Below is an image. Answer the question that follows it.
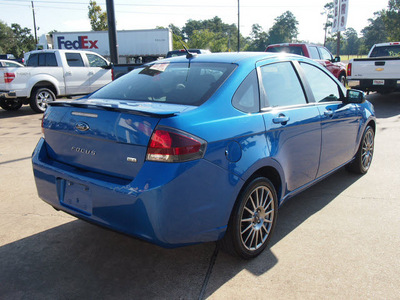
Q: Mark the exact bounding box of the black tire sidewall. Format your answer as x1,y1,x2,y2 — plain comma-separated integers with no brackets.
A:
0,99,23,111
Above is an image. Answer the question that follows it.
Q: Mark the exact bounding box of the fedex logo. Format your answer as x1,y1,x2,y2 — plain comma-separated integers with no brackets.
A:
57,36,98,50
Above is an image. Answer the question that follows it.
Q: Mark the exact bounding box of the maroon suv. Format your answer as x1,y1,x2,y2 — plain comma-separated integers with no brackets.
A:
265,43,347,86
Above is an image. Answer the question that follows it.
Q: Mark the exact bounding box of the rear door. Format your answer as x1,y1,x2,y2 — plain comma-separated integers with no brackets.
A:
299,62,362,177
84,53,112,93
259,61,322,192
64,52,90,95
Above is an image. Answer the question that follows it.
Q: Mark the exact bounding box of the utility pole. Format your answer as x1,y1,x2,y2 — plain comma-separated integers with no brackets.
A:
31,1,38,45
336,32,341,57
237,0,240,52
106,0,119,64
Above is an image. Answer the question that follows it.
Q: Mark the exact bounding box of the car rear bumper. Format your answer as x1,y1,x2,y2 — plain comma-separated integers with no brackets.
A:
347,79,400,92
32,138,240,247
0,90,17,98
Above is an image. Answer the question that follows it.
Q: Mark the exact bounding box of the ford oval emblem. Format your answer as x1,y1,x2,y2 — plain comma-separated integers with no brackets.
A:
75,122,90,132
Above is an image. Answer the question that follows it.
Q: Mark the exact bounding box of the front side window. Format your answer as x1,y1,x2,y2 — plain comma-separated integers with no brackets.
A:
319,47,333,61
308,46,320,59
260,61,307,108
66,53,84,67
90,62,236,106
86,54,108,67
300,62,341,102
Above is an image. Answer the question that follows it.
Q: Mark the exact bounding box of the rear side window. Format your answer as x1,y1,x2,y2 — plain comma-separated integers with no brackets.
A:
66,53,84,67
232,70,259,113
90,62,236,106
300,62,341,102
260,62,307,108
26,53,57,67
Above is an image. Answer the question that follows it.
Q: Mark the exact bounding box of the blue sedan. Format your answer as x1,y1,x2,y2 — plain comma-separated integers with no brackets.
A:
32,52,375,259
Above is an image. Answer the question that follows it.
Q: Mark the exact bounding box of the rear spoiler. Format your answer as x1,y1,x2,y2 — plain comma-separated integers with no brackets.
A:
48,101,179,118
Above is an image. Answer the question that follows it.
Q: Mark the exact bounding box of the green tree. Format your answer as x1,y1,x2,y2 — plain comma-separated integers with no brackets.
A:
247,24,269,51
321,2,334,45
382,0,400,41
88,0,108,31
343,28,360,55
361,12,387,51
0,21,35,57
267,11,299,44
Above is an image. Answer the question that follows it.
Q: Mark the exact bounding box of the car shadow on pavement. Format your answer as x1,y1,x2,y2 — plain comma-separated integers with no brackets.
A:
366,92,400,119
0,169,363,299
0,218,215,299
0,106,39,119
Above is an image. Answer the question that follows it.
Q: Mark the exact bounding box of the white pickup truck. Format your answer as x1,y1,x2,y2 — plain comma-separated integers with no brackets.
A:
0,49,112,112
347,42,400,94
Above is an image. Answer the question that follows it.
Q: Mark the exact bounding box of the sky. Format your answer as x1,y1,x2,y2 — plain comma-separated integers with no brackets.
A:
0,0,391,44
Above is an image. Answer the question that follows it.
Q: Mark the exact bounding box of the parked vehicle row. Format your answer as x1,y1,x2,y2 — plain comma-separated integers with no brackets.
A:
32,52,375,259
0,49,112,112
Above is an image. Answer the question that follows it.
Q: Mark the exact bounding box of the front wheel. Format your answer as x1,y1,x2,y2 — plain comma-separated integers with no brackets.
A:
346,125,375,174
30,87,56,113
220,177,278,259
0,98,23,111
338,74,347,87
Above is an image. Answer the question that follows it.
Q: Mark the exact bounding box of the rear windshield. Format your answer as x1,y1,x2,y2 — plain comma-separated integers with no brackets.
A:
90,62,236,106
370,45,400,57
266,46,305,56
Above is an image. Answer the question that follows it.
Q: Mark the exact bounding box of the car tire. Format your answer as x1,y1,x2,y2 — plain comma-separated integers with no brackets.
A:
0,98,23,111
338,74,347,87
220,177,278,259
346,125,374,174
30,87,55,113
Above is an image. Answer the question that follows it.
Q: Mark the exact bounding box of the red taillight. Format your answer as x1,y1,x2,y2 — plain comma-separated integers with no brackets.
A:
146,128,207,162
4,72,15,83
111,68,115,81
347,63,352,77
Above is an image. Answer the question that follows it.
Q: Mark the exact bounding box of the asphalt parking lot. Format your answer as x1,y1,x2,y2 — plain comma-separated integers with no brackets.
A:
0,93,399,299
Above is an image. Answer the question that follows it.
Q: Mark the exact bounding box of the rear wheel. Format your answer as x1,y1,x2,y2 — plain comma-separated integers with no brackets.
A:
0,98,23,111
30,87,56,113
346,125,374,174
221,177,278,259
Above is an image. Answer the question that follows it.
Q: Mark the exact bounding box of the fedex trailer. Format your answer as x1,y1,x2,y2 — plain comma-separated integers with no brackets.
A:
51,29,172,63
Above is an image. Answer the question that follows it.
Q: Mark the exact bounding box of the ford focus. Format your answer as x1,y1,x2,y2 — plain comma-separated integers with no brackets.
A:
32,52,375,259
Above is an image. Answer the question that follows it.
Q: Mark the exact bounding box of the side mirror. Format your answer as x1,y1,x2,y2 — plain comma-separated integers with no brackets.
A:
333,56,341,62
345,89,365,104
101,63,113,69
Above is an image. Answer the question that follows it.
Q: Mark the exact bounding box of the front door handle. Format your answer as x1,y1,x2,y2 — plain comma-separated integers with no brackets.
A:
273,114,290,124
324,109,334,117
65,71,72,76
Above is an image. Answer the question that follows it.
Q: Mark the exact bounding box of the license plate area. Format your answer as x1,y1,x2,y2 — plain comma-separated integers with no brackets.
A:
373,80,385,85
61,180,92,215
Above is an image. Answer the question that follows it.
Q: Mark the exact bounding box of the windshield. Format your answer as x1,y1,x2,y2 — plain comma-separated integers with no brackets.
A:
370,45,400,58
90,62,236,106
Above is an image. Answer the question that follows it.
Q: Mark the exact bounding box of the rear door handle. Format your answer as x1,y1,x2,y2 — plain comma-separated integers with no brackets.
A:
88,71,94,75
273,114,290,124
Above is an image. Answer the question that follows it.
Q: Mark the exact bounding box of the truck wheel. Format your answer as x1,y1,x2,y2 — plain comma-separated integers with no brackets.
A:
30,87,55,113
338,74,347,87
0,98,23,111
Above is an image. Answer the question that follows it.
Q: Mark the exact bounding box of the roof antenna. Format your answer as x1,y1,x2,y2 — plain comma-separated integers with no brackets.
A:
171,29,197,59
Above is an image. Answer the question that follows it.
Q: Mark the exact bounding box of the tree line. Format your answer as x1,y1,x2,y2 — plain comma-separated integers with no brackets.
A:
1,0,399,58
